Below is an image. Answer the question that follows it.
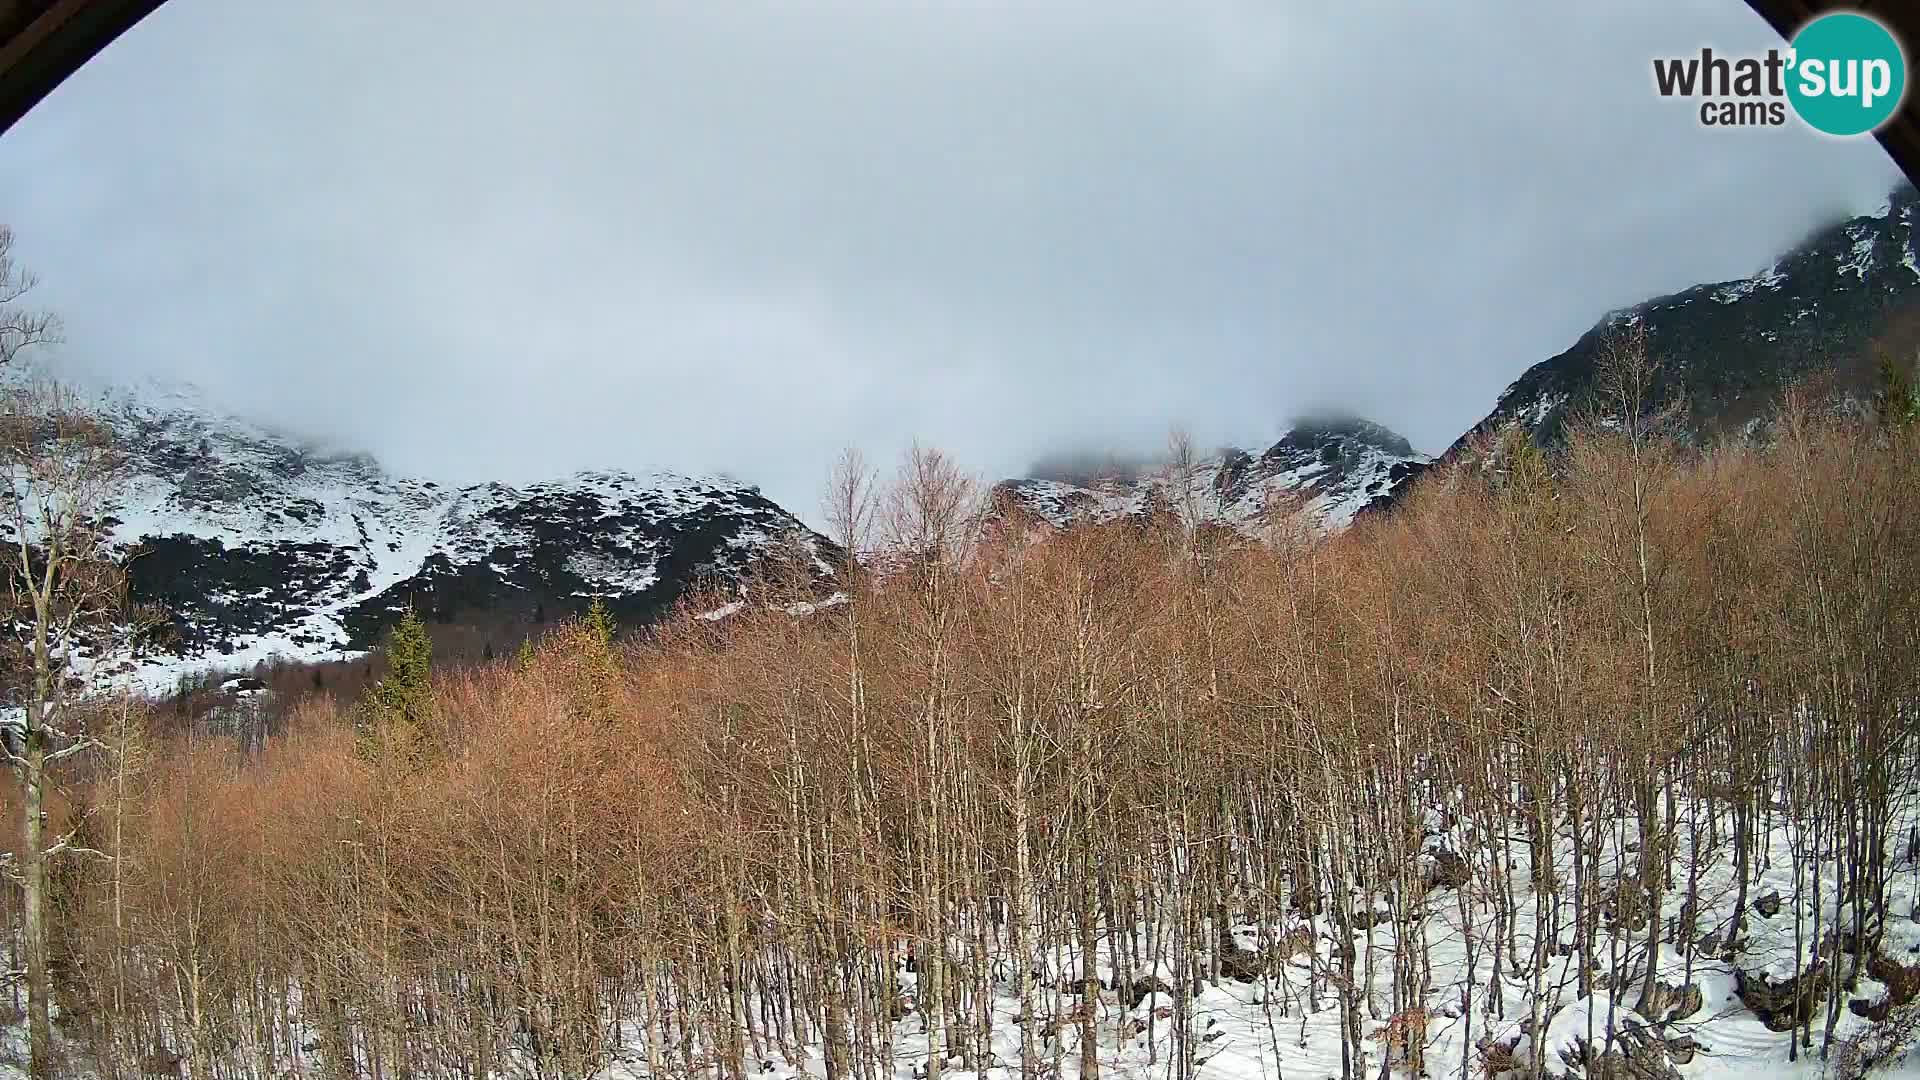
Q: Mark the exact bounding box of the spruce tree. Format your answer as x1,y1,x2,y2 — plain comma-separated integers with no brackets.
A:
576,597,619,725
1499,426,1552,495
585,596,615,647
1875,348,1918,431
356,607,435,764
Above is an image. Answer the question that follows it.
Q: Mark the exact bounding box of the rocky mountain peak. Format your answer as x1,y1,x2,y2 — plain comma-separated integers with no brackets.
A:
1268,414,1417,461
1355,182,1920,517
995,415,1426,536
1467,181,1920,455
43,374,837,691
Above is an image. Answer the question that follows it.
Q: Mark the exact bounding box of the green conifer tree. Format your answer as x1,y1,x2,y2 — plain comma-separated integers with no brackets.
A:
585,596,614,647
356,607,434,764
576,597,619,725
1500,426,1552,496
1875,348,1918,431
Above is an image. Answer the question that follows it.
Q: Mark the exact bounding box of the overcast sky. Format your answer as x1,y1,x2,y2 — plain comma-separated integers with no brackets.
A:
0,0,1906,524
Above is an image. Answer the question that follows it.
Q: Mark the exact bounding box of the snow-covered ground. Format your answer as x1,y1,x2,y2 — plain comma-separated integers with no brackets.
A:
587,793,1920,1080
0,784,1887,1080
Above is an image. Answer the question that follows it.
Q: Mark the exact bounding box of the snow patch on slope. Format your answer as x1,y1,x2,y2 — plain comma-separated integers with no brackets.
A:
997,420,1425,538
50,373,829,693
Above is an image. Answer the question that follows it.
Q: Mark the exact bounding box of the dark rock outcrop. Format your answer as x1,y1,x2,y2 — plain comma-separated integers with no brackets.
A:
1365,182,1920,516
71,377,836,682
995,414,1425,537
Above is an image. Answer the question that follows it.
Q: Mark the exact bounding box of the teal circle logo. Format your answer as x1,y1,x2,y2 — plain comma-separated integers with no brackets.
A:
1787,13,1906,136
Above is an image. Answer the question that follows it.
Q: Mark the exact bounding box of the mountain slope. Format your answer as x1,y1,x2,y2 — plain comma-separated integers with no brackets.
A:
1473,184,1919,451
86,378,832,686
994,416,1425,536
76,185,1920,681
1364,182,1920,514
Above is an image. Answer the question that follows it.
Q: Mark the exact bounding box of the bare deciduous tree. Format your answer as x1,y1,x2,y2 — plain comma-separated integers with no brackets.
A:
0,379,127,1080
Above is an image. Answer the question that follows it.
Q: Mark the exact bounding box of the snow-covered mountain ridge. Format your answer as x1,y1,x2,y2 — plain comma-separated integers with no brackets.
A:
1362,182,1920,512
1465,183,1920,454
993,416,1427,537
51,183,1920,682
78,376,833,687
999,185,1920,535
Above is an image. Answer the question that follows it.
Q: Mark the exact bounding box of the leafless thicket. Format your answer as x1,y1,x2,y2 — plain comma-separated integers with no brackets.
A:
2,372,1918,1080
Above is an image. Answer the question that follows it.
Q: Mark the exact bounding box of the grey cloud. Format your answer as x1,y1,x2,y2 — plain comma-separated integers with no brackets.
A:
0,0,1904,526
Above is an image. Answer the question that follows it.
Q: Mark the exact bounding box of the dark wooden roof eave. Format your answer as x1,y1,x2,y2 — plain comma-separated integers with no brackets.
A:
1742,0,1920,186
0,2,1913,186
0,0,165,136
